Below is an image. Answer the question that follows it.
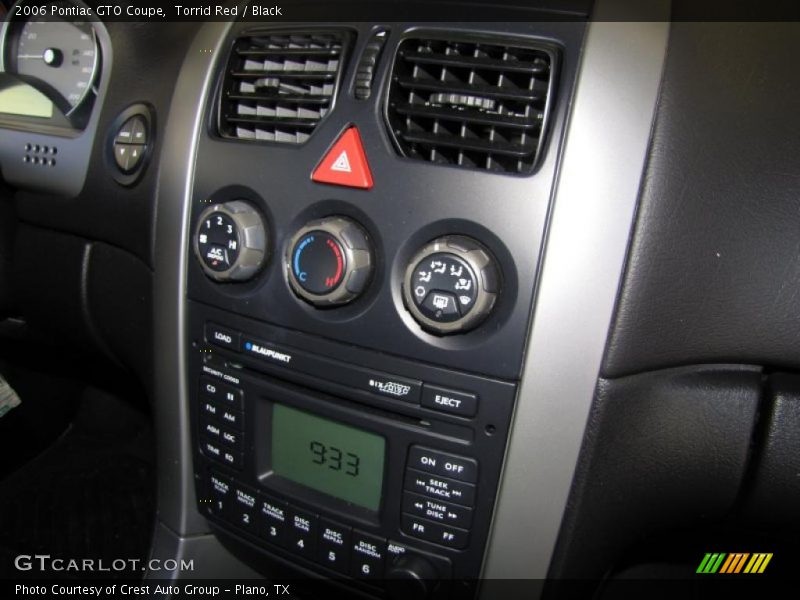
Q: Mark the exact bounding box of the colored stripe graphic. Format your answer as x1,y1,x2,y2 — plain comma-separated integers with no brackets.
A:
697,553,727,573
720,553,749,573
698,552,773,574
743,553,773,574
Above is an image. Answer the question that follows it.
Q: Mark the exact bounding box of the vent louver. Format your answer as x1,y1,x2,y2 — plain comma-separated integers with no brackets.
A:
386,37,555,174
219,31,349,144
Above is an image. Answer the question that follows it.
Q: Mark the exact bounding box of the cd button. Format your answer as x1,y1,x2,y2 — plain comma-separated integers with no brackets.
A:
199,377,243,410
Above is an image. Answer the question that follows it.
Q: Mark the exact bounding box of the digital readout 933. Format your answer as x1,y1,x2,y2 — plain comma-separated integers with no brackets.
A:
271,404,385,512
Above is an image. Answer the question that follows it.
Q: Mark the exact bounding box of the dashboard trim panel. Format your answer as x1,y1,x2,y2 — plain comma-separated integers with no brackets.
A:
480,2,671,587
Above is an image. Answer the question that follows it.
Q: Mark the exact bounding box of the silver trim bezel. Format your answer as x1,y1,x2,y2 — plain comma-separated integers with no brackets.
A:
480,1,671,588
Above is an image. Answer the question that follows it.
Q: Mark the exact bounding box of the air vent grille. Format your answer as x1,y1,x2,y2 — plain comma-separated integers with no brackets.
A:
387,37,555,174
219,31,349,144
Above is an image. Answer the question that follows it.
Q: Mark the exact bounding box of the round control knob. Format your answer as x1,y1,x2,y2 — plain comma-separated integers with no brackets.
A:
385,554,439,600
194,200,267,282
403,235,500,334
286,216,373,306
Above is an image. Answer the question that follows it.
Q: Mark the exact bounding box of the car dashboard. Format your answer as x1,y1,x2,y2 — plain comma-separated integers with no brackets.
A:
0,1,798,599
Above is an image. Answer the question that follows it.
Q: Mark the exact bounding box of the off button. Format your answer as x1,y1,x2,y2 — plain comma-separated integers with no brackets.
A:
407,446,478,484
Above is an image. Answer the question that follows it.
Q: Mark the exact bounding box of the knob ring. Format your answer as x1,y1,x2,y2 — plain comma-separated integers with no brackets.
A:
402,236,500,335
285,217,373,306
194,200,268,282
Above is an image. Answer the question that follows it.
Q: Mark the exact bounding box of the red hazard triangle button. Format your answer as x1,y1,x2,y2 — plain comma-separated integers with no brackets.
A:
312,127,373,189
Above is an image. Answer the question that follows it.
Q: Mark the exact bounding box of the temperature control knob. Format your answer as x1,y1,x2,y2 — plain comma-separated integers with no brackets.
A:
286,217,373,306
194,200,267,282
403,236,500,334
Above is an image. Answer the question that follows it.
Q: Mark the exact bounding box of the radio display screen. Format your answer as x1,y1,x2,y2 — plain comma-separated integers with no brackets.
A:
271,404,385,512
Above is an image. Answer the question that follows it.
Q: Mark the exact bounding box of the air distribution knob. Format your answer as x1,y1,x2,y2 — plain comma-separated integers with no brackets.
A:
194,200,268,282
286,216,374,306
403,235,500,334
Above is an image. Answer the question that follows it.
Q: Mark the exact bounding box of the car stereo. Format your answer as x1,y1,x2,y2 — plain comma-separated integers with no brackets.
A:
190,306,517,599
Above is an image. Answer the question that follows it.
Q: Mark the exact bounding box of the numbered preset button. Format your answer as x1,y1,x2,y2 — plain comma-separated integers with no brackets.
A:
317,518,352,575
286,507,318,559
226,483,258,534
258,494,288,547
351,531,386,580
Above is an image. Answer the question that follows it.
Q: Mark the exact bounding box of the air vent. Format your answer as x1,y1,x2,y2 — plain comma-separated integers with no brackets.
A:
386,37,555,174
219,31,349,144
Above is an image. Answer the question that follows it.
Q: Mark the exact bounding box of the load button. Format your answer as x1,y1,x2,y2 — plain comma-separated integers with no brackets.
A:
407,446,478,484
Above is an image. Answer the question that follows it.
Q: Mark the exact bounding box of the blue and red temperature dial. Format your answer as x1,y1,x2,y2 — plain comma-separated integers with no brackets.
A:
291,231,347,295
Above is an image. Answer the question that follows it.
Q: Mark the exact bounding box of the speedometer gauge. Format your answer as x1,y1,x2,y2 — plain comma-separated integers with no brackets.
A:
6,4,98,114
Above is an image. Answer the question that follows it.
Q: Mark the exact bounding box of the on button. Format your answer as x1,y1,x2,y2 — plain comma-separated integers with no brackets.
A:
407,446,478,484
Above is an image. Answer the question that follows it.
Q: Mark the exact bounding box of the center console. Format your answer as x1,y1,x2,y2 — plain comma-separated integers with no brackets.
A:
179,12,586,600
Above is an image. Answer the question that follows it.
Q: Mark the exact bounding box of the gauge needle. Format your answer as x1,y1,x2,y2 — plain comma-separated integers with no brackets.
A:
18,49,63,67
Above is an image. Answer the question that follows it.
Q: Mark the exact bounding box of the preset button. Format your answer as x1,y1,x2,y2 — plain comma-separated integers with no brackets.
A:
258,495,288,547
317,518,352,575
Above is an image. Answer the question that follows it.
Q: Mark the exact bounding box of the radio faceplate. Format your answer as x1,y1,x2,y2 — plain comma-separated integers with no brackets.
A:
189,302,517,597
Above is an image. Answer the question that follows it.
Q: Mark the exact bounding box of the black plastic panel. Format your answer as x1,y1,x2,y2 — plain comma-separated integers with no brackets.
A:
602,23,800,379
86,242,153,386
187,21,584,380
11,224,95,350
741,373,800,533
549,365,762,580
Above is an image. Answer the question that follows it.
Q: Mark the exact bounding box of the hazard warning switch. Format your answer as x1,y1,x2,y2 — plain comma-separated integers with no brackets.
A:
312,127,373,189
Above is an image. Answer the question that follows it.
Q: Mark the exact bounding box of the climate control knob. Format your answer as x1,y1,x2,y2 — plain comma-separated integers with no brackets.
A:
286,217,373,306
194,200,267,282
403,236,500,334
